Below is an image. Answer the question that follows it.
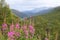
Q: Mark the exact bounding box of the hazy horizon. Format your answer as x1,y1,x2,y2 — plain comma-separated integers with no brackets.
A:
6,0,60,11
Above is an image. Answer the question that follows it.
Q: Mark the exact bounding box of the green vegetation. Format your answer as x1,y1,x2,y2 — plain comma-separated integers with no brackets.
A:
0,0,60,40
33,7,60,40
0,0,18,26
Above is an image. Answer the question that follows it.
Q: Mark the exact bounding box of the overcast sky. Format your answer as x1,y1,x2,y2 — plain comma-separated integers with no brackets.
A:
6,0,60,11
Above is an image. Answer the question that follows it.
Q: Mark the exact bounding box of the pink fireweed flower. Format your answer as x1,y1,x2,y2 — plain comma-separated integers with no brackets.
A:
8,31,15,38
22,25,27,30
29,25,35,37
2,23,7,31
15,23,20,29
29,25,33,30
22,25,28,38
8,31,16,40
24,30,28,36
24,30,28,39
15,32,20,38
10,23,14,31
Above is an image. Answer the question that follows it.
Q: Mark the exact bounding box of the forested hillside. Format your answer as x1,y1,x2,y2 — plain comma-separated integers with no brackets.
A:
32,7,60,40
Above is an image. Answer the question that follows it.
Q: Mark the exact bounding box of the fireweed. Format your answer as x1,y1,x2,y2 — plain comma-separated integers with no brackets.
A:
15,23,20,29
2,23,7,31
10,22,14,32
1,22,35,40
29,25,35,38
8,31,16,40
15,23,20,32
2,22,8,35
22,25,29,39
22,25,27,30
24,30,28,39
15,32,20,38
15,23,20,38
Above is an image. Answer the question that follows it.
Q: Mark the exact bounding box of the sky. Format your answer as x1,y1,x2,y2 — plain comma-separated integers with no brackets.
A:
6,0,60,11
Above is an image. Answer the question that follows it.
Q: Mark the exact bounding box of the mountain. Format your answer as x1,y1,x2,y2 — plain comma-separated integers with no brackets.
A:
11,9,28,18
11,7,54,18
23,7,53,16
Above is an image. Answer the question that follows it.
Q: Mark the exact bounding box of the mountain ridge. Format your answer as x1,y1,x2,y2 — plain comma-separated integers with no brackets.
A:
11,7,58,18
11,9,28,18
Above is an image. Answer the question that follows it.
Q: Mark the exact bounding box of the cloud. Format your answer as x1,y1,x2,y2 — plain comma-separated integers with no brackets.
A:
6,0,60,11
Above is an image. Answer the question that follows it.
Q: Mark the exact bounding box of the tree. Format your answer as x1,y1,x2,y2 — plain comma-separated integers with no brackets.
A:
0,0,11,25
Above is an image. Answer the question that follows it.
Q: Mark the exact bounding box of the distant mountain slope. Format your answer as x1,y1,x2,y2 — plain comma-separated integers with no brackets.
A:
11,9,28,18
33,6,60,23
11,7,53,18
23,7,53,16
11,7,59,18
